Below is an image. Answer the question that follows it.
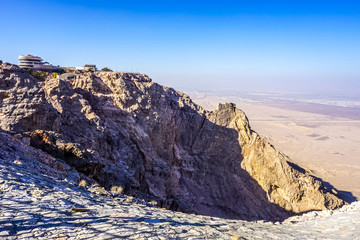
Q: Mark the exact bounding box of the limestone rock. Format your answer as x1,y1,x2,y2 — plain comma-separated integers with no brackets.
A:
0,63,344,221
208,103,344,213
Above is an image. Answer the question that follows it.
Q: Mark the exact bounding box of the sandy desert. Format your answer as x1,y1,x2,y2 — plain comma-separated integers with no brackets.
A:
188,91,360,202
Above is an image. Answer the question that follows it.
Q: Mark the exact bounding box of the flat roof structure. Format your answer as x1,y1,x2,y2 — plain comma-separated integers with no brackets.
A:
84,64,97,72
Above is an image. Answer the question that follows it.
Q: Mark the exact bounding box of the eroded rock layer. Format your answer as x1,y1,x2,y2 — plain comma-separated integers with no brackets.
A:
0,63,344,220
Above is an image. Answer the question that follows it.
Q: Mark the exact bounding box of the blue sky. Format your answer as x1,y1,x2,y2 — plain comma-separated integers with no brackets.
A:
1,0,360,94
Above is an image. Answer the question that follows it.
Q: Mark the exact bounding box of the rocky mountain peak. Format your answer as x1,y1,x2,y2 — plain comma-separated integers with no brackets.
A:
0,63,344,221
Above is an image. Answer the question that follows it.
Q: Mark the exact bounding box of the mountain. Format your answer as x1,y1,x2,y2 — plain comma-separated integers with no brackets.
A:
0,62,344,221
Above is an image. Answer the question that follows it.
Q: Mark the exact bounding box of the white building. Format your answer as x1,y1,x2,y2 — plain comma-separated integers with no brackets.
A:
18,55,58,70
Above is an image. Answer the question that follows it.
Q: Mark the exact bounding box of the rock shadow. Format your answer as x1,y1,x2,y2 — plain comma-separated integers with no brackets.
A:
287,161,357,203
311,175,357,203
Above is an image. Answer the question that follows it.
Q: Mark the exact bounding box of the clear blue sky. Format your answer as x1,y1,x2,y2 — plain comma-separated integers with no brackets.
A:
1,0,360,94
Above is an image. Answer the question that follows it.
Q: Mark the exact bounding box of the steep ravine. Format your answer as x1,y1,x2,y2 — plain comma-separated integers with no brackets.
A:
0,62,344,221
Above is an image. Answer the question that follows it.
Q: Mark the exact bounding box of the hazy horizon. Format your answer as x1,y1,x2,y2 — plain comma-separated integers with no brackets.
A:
1,0,359,95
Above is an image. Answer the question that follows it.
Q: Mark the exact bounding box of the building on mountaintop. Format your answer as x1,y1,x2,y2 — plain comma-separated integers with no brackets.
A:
18,55,58,70
84,64,97,72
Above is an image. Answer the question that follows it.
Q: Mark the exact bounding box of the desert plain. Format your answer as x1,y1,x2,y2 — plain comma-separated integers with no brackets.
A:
188,91,360,202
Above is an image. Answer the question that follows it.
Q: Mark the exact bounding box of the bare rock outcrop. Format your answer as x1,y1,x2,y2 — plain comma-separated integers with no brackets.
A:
0,63,344,220
207,103,344,213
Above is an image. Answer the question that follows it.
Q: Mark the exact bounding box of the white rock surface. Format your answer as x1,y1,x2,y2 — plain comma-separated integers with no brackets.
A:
1,158,359,240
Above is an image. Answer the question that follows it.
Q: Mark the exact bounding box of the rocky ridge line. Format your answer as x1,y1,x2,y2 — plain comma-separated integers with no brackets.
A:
0,62,344,220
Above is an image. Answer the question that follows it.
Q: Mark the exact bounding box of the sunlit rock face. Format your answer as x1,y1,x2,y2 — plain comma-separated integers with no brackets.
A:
0,62,344,221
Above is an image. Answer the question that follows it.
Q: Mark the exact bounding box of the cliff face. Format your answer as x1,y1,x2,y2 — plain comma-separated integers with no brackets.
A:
0,63,344,220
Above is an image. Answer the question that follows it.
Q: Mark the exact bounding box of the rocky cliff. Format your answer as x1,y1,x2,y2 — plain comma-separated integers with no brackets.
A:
0,62,344,220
